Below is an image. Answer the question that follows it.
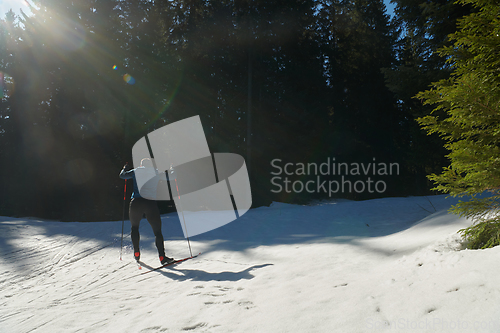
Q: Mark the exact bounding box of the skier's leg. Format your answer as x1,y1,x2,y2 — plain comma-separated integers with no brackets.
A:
145,200,165,257
129,198,143,257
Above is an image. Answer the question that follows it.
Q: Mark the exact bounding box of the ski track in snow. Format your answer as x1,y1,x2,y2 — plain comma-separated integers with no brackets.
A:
2,195,500,332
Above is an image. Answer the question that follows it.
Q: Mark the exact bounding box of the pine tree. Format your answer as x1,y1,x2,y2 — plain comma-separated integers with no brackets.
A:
383,0,474,195
416,0,500,248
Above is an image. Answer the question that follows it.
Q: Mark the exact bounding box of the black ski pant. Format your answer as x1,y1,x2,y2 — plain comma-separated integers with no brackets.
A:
129,197,165,257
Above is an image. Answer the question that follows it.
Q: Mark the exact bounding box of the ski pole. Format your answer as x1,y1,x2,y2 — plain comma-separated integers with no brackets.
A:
174,176,193,258
120,179,127,260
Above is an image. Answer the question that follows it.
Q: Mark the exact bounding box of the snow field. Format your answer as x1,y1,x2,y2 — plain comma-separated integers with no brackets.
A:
1,195,500,332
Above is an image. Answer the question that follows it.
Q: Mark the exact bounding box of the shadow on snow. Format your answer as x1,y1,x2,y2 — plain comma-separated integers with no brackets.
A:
0,195,463,275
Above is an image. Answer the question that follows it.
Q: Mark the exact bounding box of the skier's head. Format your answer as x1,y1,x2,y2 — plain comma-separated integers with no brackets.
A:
140,158,154,168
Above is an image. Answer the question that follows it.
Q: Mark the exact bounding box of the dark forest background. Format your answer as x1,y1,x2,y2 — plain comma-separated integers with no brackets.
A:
0,0,474,221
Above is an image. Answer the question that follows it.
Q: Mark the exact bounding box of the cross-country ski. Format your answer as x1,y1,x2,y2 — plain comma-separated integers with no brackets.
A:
139,253,201,274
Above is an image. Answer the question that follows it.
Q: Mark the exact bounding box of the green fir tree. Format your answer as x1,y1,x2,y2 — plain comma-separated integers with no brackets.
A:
417,0,500,248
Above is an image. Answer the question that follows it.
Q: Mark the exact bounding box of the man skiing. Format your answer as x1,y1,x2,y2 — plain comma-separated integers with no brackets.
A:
119,158,175,265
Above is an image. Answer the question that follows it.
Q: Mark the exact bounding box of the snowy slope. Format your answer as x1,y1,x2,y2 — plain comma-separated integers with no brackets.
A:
1,195,500,333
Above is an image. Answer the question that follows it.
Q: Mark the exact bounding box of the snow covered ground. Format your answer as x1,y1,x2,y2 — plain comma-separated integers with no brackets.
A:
2,194,500,333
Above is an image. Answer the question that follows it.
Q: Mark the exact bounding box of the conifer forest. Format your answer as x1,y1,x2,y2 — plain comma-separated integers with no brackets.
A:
1,0,497,223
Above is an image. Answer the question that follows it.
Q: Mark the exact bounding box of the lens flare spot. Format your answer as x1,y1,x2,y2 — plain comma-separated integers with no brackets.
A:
123,74,135,85
112,65,118,70
0,72,15,99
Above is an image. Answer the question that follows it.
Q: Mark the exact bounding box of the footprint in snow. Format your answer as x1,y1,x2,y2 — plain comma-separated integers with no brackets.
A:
182,322,207,331
238,300,255,309
139,326,168,332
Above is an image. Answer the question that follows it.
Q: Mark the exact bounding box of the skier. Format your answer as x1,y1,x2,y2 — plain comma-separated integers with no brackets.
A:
119,158,175,265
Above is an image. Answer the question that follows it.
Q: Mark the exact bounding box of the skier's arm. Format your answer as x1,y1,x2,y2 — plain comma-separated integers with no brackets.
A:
119,164,135,180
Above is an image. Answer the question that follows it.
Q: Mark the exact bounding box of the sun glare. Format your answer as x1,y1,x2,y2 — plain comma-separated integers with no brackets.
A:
0,0,35,18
